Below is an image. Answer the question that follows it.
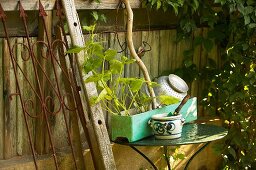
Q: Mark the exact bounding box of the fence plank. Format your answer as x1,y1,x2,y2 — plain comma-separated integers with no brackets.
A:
168,30,177,72
0,0,141,11
0,38,3,159
176,37,191,71
158,30,171,75
3,38,17,159
128,31,141,78
20,37,36,155
16,38,23,156
142,31,160,79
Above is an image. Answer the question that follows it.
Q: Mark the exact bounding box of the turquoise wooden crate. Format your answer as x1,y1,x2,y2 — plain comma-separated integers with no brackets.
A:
111,97,197,142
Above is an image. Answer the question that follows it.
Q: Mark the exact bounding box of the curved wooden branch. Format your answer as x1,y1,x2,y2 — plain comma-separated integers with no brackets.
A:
122,0,157,109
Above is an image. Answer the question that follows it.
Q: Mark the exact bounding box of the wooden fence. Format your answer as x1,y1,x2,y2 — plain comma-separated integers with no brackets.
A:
0,27,220,161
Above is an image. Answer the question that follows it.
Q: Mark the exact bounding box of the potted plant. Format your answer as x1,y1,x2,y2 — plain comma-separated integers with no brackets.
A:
67,25,197,142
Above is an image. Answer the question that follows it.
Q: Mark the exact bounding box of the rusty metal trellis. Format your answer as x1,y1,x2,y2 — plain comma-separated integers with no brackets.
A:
0,0,92,169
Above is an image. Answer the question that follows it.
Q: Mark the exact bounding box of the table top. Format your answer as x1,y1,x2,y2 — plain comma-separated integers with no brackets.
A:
114,123,228,146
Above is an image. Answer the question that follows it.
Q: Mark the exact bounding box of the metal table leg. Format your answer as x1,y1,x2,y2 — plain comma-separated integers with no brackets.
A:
130,146,158,170
184,142,210,170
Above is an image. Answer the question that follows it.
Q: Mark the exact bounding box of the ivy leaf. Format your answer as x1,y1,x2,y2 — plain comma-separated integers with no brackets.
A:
244,6,254,15
184,59,193,68
228,146,237,159
194,36,203,47
203,39,213,52
208,30,225,41
248,23,256,28
192,0,199,12
244,15,250,25
157,1,161,10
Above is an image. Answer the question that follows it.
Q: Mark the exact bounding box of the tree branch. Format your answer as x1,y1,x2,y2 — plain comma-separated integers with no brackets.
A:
122,0,157,109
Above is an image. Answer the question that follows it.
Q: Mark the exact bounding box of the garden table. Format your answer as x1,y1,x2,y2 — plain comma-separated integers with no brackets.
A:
114,123,228,170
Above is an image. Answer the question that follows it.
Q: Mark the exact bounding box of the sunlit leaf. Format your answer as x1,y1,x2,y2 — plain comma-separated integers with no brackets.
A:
158,95,180,105
105,49,117,61
66,46,85,53
130,78,144,92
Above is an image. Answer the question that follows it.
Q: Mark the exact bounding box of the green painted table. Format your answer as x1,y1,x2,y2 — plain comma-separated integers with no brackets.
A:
114,123,228,170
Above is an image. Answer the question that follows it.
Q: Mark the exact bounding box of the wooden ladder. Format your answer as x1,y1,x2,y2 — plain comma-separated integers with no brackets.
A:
61,0,116,169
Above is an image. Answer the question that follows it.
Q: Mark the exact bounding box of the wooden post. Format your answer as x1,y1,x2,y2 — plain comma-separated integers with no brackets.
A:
61,0,116,169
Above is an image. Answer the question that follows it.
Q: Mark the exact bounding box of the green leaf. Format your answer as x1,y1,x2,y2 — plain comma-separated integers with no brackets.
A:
85,73,110,83
91,11,99,21
158,95,180,105
175,153,185,160
244,6,254,15
157,1,161,10
121,56,136,64
228,146,237,159
95,88,108,103
203,39,213,52
183,49,194,58
66,45,85,53
110,59,123,74
194,36,203,47
184,59,193,68
244,15,250,25
83,25,95,31
83,57,102,73
100,14,107,23
248,23,256,28
105,49,117,61
130,78,144,92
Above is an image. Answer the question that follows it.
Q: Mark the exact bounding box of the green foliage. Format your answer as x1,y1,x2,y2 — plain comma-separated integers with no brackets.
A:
149,0,256,169
143,0,184,14
67,26,155,115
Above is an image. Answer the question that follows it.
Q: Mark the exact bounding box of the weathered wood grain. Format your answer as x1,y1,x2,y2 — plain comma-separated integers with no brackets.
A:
61,0,116,169
3,38,17,159
16,38,23,156
21,37,36,155
128,31,141,78
158,30,171,75
0,0,141,11
0,38,3,159
142,31,159,79
168,30,177,72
